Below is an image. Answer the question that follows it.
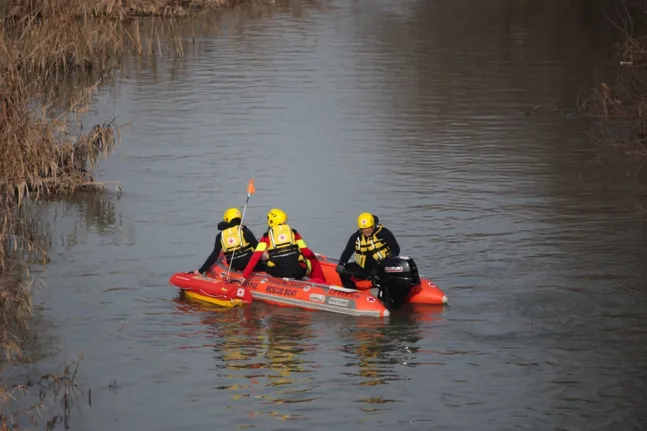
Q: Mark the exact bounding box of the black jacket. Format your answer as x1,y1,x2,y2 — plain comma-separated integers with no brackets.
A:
198,218,258,274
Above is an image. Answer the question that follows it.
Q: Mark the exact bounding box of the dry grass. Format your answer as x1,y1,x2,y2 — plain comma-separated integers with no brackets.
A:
0,0,244,275
1,0,237,21
576,1,647,212
0,202,49,364
0,354,84,430
1,0,248,209
579,0,647,158
0,0,247,336
0,0,255,426
0,0,248,359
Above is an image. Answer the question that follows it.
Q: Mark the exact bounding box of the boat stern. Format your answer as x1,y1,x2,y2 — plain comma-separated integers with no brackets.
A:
407,279,448,305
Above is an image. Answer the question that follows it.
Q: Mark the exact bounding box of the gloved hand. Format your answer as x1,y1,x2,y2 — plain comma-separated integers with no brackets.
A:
336,264,346,274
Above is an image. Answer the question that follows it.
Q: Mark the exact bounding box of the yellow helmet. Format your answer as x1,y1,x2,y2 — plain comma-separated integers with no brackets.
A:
223,207,242,223
267,208,287,227
357,212,374,229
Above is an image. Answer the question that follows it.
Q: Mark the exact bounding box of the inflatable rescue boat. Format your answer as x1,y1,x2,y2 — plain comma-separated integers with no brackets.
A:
169,254,447,317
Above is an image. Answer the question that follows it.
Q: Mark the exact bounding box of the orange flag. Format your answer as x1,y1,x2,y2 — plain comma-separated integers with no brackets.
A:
247,178,255,195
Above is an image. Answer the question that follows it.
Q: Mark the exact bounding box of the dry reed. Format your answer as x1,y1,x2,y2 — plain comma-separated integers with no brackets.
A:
0,0,244,331
0,354,85,430
576,0,647,212
579,0,647,158
0,0,255,426
1,0,246,207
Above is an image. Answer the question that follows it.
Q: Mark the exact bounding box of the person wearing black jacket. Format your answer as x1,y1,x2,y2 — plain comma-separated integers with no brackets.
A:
335,212,400,290
193,207,260,276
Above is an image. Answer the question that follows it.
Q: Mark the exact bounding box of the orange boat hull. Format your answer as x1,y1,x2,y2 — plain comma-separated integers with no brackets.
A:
170,260,390,317
169,254,447,315
169,272,252,307
313,253,448,306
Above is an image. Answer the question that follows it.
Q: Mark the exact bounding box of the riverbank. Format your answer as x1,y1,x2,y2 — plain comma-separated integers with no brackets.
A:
0,0,260,427
1,0,249,205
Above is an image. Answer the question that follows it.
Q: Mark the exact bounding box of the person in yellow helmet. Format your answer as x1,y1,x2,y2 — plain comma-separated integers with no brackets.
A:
240,208,325,282
193,207,260,275
335,212,400,290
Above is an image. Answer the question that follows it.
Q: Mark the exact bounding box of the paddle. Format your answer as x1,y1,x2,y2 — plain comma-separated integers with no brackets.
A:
224,177,256,283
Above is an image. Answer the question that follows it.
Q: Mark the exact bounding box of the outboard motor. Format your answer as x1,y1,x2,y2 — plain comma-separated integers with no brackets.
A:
372,256,420,310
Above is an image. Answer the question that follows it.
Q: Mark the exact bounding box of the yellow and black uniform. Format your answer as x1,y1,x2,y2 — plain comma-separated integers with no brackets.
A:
266,224,311,274
337,214,400,290
243,224,310,279
241,208,325,281
198,219,259,274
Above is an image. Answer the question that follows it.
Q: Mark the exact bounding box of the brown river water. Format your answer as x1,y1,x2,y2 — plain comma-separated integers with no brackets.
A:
14,0,647,429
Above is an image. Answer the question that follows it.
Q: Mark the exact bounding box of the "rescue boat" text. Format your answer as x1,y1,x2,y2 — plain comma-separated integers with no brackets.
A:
266,286,298,297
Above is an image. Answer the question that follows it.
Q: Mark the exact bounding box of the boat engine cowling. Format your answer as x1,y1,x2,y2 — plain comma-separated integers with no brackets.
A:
373,256,420,310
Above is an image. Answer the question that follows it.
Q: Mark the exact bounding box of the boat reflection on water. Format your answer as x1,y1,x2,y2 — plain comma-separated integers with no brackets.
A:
170,293,446,420
171,295,320,421
337,304,445,383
